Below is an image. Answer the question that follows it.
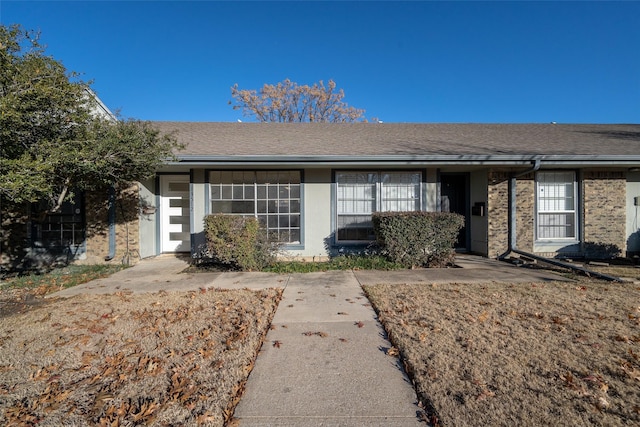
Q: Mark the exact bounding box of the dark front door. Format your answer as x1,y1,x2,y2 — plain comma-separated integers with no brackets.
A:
440,174,469,250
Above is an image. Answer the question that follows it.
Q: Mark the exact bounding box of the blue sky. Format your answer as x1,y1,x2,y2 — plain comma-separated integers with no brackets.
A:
2,1,639,123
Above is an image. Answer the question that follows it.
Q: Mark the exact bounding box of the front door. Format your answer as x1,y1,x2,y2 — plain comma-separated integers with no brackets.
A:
440,173,469,250
160,175,190,252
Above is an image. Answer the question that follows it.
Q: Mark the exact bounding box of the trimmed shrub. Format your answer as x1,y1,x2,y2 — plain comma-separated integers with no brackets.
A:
372,211,464,268
583,242,622,260
204,214,276,270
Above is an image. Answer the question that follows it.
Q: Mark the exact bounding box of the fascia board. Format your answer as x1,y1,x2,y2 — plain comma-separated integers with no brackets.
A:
167,154,640,167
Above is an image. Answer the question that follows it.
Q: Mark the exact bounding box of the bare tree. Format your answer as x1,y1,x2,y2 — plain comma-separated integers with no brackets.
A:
230,79,367,122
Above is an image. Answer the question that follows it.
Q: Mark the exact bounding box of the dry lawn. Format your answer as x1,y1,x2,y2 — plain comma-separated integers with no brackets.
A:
0,287,282,426
365,280,640,427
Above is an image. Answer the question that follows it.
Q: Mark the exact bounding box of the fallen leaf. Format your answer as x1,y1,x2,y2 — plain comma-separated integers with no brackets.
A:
386,347,399,357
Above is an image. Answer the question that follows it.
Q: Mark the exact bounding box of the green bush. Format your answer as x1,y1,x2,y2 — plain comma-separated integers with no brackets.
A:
372,211,464,268
204,214,276,271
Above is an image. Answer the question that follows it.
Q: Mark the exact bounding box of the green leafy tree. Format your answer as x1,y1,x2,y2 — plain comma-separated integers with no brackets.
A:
0,24,181,214
230,78,369,122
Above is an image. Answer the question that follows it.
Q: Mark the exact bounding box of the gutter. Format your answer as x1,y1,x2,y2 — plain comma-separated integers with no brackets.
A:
498,160,624,282
104,186,116,261
171,153,640,164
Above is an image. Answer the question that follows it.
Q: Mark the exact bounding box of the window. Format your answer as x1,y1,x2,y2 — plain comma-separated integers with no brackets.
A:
536,171,577,240
30,193,86,257
336,171,422,242
210,171,301,244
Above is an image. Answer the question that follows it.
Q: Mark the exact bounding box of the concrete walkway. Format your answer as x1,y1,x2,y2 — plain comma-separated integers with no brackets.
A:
232,270,422,426
50,255,568,425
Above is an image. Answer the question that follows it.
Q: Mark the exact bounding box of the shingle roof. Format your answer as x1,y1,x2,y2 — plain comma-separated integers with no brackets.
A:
151,122,640,160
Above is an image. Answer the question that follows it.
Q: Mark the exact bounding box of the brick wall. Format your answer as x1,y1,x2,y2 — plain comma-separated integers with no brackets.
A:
487,171,535,257
487,171,509,258
582,171,626,256
488,169,627,259
84,184,140,265
515,176,535,252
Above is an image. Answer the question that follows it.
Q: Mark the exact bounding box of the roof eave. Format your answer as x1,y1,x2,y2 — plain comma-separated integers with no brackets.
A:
168,154,640,168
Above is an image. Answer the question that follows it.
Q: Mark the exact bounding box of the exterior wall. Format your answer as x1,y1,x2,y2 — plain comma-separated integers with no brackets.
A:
487,171,509,258
191,170,207,257
185,165,634,261
487,168,629,260
486,170,535,257
627,171,640,256
84,184,140,265
515,175,535,252
284,168,333,260
138,178,157,259
582,170,626,257
425,169,438,212
275,167,444,260
195,167,441,261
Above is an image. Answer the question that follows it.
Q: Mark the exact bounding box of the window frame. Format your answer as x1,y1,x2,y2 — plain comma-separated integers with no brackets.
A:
333,169,424,244
535,170,579,242
207,170,303,248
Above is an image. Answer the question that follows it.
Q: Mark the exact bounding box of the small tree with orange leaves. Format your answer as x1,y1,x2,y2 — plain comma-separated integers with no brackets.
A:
230,78,368,122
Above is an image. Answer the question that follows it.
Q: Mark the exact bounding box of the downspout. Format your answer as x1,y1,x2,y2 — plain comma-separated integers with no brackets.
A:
104,186,116,261
499,159,623,282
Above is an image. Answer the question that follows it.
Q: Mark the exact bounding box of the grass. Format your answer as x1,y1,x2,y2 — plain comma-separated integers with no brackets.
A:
0,287,282,426
1,264,127,292
586,265,640,281
365,279,640,427
264,255,405,273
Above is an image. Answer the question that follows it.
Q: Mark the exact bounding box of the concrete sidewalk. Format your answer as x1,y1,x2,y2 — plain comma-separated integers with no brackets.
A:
232,270,423,426
51,256,289,297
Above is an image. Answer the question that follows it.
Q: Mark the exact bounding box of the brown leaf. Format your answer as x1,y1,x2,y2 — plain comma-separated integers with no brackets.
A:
355,321,364,328
273,340,282,348
302,331,328,338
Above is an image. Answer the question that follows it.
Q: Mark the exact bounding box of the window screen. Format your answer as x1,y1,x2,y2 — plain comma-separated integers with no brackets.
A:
536,171,577,240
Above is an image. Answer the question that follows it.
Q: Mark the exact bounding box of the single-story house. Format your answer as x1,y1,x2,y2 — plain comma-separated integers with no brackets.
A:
11,122,640,267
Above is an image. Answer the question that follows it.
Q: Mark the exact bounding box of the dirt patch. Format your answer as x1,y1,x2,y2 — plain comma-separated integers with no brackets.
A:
0,287,282,426
0,286,59,318
365,280,640,427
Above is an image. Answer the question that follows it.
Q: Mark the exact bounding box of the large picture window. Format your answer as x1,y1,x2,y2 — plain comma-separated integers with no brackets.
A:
210,171,301,244
536,171,577,240
336,171,422,242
